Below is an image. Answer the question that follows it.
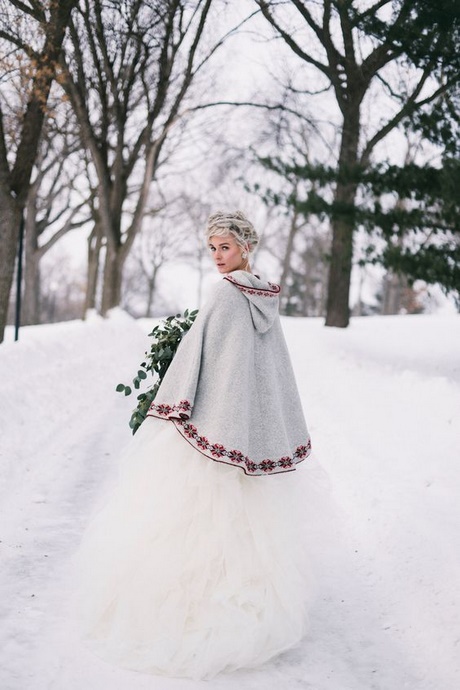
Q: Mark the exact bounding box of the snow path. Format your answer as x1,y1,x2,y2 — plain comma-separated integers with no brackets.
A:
1,311,459,690
283,316,460,690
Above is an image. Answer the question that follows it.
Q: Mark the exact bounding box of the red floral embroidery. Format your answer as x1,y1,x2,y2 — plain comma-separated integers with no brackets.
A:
260,459,277,473
293,442,311,459
175,420,310,476
183,423,197,438
155,403,172,416
149,399,192,419
148,402,311,475
278,456,293,468
224,275,281,297
210,443,226,457
196,435,209,450
227,449,245,463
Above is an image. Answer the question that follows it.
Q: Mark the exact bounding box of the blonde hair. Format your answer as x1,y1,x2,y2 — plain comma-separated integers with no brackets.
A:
206,210,259,252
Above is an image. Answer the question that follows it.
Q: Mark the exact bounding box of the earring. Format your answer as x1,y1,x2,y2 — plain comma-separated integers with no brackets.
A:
242,252,247,259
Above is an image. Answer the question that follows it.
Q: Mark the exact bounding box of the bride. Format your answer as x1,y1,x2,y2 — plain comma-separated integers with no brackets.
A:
74,210,324,680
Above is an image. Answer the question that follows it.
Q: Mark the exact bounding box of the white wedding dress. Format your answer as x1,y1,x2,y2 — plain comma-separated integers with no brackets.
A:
73,415,328,680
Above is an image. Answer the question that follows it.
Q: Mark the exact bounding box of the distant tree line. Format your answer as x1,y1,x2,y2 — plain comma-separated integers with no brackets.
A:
0,0,459,342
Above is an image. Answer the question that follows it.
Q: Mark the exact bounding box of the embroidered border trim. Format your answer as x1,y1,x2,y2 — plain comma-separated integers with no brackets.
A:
147,401,311,476
149,399,191,420
224,274,281,297
176,420,311,475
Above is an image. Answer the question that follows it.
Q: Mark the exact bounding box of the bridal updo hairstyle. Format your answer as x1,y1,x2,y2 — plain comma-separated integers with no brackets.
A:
206,210,260,253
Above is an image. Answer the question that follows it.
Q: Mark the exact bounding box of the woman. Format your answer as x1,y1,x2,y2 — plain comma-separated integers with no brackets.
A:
75,210,320,680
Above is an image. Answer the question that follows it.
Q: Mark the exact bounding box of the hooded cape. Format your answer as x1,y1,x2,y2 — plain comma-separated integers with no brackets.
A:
147,270,311,476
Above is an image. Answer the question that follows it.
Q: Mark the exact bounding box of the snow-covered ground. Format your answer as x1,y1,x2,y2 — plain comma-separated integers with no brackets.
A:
1,310,459,690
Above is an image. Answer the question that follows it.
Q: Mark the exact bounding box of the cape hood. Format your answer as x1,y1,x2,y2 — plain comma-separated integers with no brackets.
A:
147,270,311,476
223,271,280,333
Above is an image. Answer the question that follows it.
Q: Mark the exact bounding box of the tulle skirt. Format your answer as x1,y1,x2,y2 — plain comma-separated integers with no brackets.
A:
73,416,329,680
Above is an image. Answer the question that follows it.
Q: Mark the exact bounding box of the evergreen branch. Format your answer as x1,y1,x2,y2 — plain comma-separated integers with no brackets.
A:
116,309,199,434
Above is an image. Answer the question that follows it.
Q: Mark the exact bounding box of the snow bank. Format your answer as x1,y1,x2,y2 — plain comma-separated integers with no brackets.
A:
0,311,459,690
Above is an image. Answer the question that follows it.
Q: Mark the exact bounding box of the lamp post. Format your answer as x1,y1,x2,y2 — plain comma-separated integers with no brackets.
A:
14,216,25,342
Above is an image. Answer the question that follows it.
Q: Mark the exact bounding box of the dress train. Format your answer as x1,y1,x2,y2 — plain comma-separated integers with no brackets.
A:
73,416,329,679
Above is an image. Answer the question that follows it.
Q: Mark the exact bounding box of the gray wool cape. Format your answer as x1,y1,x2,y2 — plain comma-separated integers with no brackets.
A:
147,270,312,476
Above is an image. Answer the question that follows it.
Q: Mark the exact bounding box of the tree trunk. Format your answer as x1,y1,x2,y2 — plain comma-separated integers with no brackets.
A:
324,200,355,327
22,207,41,325
325,108,360,328
101,245,124,316
22,254,41,325
279,210,299,299
84,223,103,314
145,265,159,317
382,271,406,315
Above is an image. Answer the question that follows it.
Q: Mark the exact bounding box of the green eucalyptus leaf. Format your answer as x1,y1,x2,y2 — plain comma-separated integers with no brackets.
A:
117,308,199,435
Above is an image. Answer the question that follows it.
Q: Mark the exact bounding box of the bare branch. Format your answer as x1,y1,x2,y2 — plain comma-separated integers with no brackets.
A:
375,71,404,101
122,131,170,261
255,1,331,80
289,0,326,45
360,0,412,84
192,9,260,74
360,69,452,164
10,0,77,200
6,0,45,22
351,0,393,27
283,81,332,97
0,29,40,59
336,0,356,67
38,207,90,257
186,98,318,121
169,0,214,112
92,0,118,114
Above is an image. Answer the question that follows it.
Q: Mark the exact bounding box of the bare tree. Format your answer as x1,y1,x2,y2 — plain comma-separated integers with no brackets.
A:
122,207,185,317
22,104,90,324
39,249,85,322
0,0,77,342
262,207,329,316
59,0,235,316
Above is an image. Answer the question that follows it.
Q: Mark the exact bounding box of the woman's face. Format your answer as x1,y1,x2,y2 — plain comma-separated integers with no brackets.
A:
208,234,247,274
